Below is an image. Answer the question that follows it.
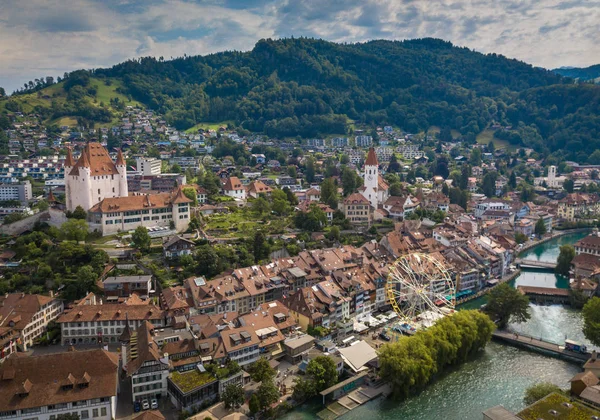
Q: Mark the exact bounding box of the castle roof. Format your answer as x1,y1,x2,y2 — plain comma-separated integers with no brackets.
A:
116,149,126,166
365,147,378,166
69,143,120,177
64,148,75,167
89,187,191,213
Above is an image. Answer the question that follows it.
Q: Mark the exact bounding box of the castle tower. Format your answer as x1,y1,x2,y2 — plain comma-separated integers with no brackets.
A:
65,142,128,212
116,149,128,197
362,147,379,209
64,148,75,210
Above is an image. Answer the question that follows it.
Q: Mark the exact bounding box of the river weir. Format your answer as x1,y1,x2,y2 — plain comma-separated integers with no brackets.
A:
282,231,590,420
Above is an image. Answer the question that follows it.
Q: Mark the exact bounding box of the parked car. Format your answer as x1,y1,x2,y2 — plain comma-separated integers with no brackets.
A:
133,402,141,413
379,332,391,341
151,399,158,409
142,400,150,410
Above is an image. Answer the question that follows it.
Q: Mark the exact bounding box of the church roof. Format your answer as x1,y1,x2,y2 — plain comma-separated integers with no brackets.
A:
69,143,120,177
365,147,378,166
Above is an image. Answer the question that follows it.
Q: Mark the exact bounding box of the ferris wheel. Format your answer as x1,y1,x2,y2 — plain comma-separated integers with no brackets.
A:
386,253,456,323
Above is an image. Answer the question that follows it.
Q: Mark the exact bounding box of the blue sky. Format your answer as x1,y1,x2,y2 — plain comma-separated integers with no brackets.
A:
0,0,599,93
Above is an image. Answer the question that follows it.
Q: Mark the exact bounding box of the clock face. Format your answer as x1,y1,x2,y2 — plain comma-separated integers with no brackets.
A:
367,175,373,181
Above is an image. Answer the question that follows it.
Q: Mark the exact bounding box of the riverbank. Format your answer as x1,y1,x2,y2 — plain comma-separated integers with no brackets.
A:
456,269,521,306
518,227,592,254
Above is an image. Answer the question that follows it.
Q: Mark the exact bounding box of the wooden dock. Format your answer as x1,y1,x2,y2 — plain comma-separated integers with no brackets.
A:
317,382,391,420
517,285,570,304
492,330,590,364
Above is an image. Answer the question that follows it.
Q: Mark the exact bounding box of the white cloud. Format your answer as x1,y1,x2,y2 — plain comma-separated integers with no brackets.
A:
0,0,598,93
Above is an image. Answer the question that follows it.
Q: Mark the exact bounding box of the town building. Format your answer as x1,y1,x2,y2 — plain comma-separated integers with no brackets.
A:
221,177,246,200
0,181,32,203
122,321,170,404
0,293,64,351
341,193,372,225
57,304,166,345
0,349,119,420
64,143,128,212
163,236,196,259
136,157,162,176
558,193,600,221
88,186,192,235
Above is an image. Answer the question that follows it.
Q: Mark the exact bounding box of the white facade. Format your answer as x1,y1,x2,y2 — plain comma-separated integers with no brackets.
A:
1,396,116,420
60,317,166,346
136,157,162,175
362,164,379,209
0,181,32,202
65,144,128,212
131,363,169,403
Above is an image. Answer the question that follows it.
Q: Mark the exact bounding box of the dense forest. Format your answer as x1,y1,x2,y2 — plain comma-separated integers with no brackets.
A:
4,37,600,162
554,64,600,82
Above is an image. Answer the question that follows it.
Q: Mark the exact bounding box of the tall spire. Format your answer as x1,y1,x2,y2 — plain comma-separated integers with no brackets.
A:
65,148,75,167
116,149,125,166
365,147,378,166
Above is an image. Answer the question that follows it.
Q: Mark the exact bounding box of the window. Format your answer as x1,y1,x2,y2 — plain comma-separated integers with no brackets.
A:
100,408,107,417
81,410,89,419
92,409,99,418
98,189,101,195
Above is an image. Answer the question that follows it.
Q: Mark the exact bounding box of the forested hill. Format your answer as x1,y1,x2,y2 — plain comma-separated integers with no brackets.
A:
5,37,600,162
553,65,600,82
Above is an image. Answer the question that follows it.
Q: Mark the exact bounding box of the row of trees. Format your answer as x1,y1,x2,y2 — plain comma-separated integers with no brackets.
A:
379,310,495,398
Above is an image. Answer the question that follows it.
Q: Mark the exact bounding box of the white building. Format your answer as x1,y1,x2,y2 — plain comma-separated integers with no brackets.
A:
57,304,166,346
0,181,32,203
222,177,246,200
65,143,128,212
0,349,119,420
88,186,192,236
355,135,373,147
534,165,566,189
474,200,511,219
136,157,162,176
122,321,170,404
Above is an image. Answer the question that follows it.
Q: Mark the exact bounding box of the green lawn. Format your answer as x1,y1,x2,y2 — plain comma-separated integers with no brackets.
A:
476,128,514,151
185,120,233,133
518,392,600,420
170,371,215,393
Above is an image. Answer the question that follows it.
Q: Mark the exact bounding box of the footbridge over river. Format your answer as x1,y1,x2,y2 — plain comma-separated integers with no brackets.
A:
515,258,557,270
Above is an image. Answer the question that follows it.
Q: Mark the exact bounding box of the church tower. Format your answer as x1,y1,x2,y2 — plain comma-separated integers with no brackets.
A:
362,147,379,209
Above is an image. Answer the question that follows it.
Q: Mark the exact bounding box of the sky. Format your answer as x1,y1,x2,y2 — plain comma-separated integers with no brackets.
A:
1,0,599,93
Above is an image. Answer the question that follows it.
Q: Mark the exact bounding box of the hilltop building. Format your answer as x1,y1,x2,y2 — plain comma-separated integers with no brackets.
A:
65,143,128,212
359,148,389,210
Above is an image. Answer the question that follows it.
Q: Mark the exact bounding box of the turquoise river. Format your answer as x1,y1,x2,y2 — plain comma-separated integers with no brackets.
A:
282,231,591,420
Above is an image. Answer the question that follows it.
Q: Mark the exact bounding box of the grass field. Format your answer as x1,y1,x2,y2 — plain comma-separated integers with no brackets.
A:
476,128,515,150
185,121,233,133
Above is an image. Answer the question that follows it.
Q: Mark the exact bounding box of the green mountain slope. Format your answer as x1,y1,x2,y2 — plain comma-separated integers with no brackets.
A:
3,37,600,162
0,73,142,127
553,65,600,82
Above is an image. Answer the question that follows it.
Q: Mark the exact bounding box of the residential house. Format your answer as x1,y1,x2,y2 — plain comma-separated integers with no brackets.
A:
163,236,196,259
221,177,246,200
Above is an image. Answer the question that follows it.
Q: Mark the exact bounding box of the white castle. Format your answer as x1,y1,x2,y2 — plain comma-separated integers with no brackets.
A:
64,143,128,212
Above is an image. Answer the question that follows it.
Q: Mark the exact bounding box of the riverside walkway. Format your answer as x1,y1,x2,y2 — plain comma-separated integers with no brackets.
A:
492,330,590,364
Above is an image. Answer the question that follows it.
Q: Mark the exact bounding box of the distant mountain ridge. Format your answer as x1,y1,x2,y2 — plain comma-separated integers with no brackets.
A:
553,64,600,81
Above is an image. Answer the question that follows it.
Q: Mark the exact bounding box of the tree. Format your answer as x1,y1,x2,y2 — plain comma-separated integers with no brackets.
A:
523,382,562,405
320,177,338,208
131,226,151,252
563,178,574,193
306,356,338,393
71,205,87,220
484,283,530,329
292,377,316,401
249,393,261,414
583,297,600,346
195,244,220,277
249,357,276,383
534,218,547,236
470,148,482,166
341,167,360,196
60,219,88,241
515,232,528,244
221,383,245,409
482,171,498,197
509,171,517,189
256,378,279,410
252,197,270,215
305,157,316,183
459,164,470,190
0,86,5,97
182,187,198,206
555,245,575,276
271,189,291,215
253,231,270,262
388,154,401,173
327,226,340,241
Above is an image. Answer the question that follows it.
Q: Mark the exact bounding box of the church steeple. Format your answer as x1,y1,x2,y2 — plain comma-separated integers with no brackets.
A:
365,147,378,166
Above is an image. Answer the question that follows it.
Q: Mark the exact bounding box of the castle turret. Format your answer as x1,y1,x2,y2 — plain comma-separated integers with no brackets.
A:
64,148,75,210
79,148,93,211
116,149,128,197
